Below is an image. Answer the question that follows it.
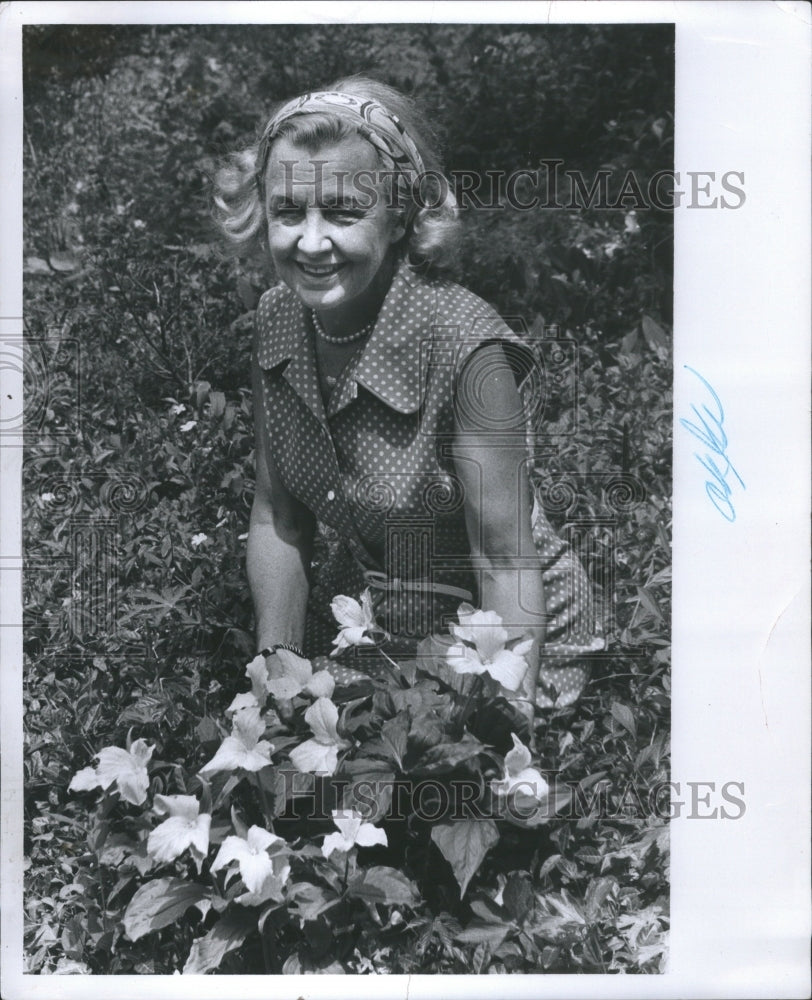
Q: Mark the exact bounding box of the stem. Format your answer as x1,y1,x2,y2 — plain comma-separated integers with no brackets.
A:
458,674,484,732
253,773,274,825
378,649,408,688
94,850,110,934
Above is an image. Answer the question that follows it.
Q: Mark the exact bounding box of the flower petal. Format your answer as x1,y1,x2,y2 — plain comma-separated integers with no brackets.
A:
359,588,375,624
93,747,137,791
305,669,336,699
330,594,364,629
504,733,532,776
354,823,388,849
68,766,102,794
511,767,550,801
245,656,270,704
129,739,154,765
227,692,260,715
275,648,313,683
484,648,528,691
332,812,363,841
304,697,341,745
245,826,283,854
321,831,351,858
512,637,535,658
237,740,275,773
211,835,249,872
266,674,304,700
199,736,251,775
115,767,151,807
153,794,200,821
238,851,275,894
188,814,212,859
289,738,339,775
232,705,266,748
446,643,486,676
148,816,198,863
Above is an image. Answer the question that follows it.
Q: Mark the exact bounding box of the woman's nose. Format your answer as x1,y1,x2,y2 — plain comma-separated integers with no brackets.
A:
297,211,330,254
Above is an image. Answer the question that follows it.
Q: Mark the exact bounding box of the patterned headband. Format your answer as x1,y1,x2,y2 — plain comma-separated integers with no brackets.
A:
255,90,426,193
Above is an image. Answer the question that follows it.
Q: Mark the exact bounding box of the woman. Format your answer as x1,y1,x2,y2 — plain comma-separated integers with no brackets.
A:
215,77,598,725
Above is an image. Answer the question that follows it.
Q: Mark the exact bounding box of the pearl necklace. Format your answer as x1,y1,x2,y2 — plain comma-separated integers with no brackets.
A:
312,310,375,345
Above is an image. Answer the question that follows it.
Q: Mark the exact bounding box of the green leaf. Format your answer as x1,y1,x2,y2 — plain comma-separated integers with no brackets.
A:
341,768,394,823
641,314,669,358
503,872,534,923
123,878,209,941
455,920,511,948
431,819,499,898
49,251,79,272
585,876,617,923
411,733,485,776
182,911,254,974
287,882,340,922
379,715,409,769
24,256,52,275
209,391,226,419
347,866,419,907
610,702,637,738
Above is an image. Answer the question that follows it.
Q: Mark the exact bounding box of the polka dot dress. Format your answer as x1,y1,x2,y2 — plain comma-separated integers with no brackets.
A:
254,260,601,707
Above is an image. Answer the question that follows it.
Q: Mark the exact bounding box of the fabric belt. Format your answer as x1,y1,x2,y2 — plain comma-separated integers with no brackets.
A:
362,569,473,603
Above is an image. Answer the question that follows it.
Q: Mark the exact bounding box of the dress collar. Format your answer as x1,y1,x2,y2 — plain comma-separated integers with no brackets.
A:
255,259,431,415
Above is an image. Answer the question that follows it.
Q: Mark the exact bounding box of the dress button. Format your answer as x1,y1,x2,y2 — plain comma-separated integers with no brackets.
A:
327,490,335,501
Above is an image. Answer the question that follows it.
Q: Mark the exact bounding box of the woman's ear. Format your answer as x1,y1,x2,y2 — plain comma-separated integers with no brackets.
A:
389,211,407,245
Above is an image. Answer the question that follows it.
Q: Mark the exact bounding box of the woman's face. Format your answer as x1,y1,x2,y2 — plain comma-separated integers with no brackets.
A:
264,134,404,321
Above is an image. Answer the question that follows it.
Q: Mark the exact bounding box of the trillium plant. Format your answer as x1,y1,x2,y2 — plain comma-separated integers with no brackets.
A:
67,596,578,974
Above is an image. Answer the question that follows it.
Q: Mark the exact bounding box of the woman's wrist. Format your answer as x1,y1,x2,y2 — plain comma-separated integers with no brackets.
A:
259,641,307,659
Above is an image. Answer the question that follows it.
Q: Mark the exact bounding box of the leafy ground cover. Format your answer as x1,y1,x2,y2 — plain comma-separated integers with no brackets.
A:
22,24,672,976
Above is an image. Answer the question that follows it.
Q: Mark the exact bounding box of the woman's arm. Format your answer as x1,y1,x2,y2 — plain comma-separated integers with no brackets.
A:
247,356,315,652
452,343,545,720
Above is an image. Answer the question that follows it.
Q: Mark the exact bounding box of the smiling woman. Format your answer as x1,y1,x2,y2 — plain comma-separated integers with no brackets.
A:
213,77,600,729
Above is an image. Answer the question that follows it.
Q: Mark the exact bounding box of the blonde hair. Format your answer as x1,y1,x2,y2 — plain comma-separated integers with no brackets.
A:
212,76,461,276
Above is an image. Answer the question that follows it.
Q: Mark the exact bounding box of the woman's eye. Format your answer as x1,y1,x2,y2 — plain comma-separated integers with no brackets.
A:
269,204,303,221
324,207,364,221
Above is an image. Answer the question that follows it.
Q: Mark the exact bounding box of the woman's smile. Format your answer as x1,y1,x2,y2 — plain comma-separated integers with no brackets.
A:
264,135,405,333
295,261,346,280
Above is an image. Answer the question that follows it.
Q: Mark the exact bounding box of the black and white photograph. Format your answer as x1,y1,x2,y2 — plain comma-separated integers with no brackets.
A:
1,2,809,997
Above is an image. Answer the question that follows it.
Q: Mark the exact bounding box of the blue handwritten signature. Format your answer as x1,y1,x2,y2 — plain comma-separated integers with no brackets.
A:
680,365,745,522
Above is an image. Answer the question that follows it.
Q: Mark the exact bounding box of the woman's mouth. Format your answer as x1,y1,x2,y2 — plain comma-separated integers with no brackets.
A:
295,262,344,279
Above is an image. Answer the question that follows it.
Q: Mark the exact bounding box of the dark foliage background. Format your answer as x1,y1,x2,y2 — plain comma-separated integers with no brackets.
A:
22,23,673,975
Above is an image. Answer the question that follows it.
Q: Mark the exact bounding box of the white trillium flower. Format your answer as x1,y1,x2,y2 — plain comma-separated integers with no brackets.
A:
491,732,550,806
322,809,388,858
446,604,532,692
199,705,274,775
245,654,272,706
226,691,260,715
190,532,208,548
179,420,197,432
147,794,211,866
40,492,56,502
330,589,381,656
289,698,350,775
266,648,335,701
68,738,153,806
211,825,290,896
169,403,186,415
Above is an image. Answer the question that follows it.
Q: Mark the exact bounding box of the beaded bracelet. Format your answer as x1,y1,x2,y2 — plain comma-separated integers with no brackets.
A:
259,642,307,659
